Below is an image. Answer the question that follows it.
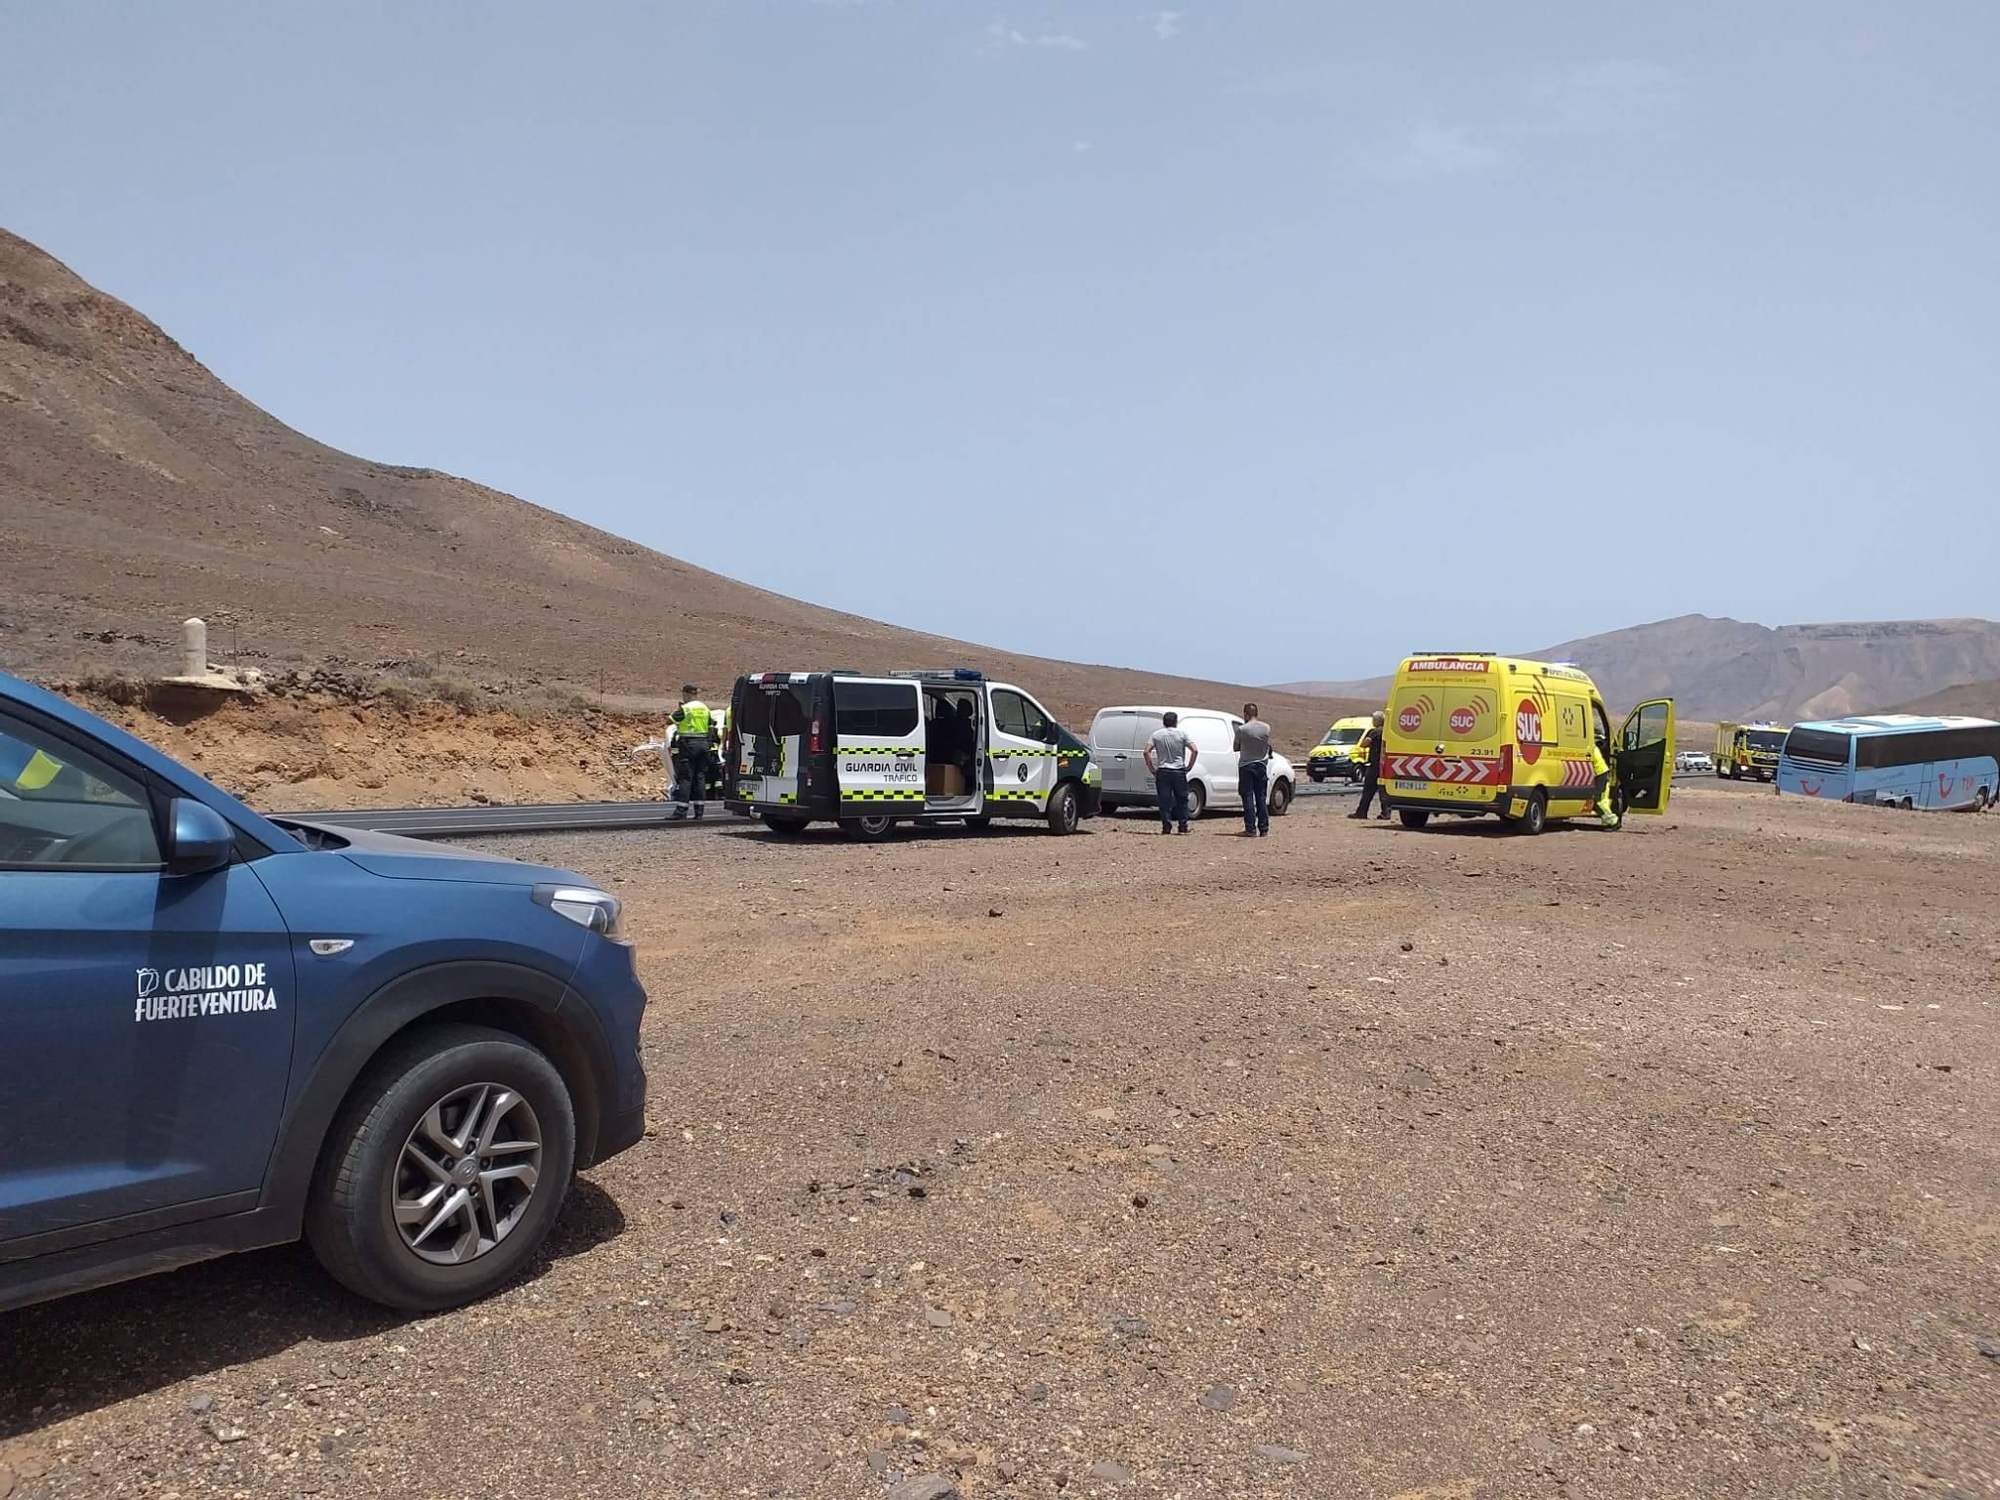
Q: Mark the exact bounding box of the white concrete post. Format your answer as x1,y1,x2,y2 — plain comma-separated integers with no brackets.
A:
181,617,207,677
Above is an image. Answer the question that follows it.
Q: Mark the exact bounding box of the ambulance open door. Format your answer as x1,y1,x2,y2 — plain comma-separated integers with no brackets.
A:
1616,700,1675,814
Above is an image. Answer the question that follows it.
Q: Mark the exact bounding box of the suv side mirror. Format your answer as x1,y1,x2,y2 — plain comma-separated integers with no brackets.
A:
166,798,234,877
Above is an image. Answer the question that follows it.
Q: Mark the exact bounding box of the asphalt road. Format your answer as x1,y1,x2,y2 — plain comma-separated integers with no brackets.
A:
291,771,1742,842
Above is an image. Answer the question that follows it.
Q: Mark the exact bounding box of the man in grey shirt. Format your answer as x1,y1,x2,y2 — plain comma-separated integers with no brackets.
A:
1143,711,1197,833
1234,703,1274,837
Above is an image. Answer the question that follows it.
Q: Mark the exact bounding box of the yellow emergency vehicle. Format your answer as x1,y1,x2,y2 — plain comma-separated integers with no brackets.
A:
1712,721,1785,782
1381,654,1676,833
1307,716,1373,783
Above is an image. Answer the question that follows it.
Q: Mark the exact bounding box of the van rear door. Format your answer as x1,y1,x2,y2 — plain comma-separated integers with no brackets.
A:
832,678,925,812
731,674,821,811
1616,699,1675,814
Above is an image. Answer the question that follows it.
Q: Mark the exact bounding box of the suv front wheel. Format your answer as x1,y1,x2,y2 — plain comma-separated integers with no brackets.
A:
307,1024,577,1312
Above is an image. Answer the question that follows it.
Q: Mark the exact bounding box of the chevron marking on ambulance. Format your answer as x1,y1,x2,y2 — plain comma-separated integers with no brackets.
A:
1558,759,1596,789
1383,754,1505,785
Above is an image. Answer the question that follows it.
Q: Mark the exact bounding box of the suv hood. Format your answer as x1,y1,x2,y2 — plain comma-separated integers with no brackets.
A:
280,820,592,888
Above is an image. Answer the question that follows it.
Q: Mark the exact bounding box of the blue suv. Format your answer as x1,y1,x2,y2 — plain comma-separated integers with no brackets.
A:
0,672,648,1312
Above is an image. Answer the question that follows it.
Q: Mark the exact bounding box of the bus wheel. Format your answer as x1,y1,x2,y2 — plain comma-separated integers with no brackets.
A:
1045,783,1080,835
1976,787,1991,811
764,815,809,838
1898,798,1915,811
838,814,896,842
1398,808,1431,830
1519,790,1548,836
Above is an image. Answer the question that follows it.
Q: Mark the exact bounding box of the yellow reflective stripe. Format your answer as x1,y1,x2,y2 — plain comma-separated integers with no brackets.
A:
840,789,925,802
837,745,919,755
985,788,1041,802
16,749,62,791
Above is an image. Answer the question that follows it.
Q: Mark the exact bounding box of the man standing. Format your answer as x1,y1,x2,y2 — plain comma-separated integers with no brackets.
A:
1234,703,1273,837
1143,710,1198,834
1349,709,1392,821
669,683,715,822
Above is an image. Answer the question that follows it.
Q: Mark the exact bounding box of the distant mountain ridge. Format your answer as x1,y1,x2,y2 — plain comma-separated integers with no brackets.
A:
1275,615,2000,724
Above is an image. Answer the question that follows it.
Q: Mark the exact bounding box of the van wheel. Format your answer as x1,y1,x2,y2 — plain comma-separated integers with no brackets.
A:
1397,808,1431,829
1046,783,1080,835
1519,790,1548,835
1187,782,1208,820
306,1024,575,1312
764,815,809,837
1268,779,1291,816
967,814,992,829
839,814,896,842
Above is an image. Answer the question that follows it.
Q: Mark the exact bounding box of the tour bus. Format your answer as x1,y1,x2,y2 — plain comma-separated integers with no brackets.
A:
1776,715,1999,811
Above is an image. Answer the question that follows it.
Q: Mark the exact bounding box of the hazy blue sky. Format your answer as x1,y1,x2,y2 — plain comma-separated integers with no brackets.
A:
4,2,1995,683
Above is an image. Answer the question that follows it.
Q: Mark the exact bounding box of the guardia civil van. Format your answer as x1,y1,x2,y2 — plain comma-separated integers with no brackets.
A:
725,669,1102,838
1380,653,1676,833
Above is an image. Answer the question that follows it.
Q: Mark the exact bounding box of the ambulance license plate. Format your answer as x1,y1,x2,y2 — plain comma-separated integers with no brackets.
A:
1394,779,1428,791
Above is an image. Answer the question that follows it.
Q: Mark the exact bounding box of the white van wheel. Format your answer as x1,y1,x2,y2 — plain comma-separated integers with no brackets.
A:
1186,781,1208,820
1268,779,1291,816
839,814,896,842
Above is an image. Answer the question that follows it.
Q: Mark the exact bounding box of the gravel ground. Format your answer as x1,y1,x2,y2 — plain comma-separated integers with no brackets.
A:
3,787,1997,1499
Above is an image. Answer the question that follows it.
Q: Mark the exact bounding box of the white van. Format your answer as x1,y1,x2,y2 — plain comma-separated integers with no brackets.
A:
725,669,1102,839
1089,706,1295,820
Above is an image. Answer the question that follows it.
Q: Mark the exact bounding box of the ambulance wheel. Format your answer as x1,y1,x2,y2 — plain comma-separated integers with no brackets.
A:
1519,790,1548,836
1268,779,1291,816
1398,809,1430,829
764,815,809,838
1046,783,1080,835
839,814,896,842
1186,782,1208,820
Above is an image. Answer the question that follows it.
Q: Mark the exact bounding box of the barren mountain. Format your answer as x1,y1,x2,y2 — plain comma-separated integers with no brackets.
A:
0,229,1357,733
1893,678,2000,720
1277,614,2000,724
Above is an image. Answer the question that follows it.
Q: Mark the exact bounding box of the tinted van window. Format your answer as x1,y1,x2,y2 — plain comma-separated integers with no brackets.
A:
835,681,919,738
736,680,811,739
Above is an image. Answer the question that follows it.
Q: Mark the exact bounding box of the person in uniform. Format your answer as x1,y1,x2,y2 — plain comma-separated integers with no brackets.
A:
1590,735,1622,828
668,684,715,821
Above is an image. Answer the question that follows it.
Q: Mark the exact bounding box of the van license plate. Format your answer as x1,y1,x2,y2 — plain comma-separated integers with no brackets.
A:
1394,779,1430,792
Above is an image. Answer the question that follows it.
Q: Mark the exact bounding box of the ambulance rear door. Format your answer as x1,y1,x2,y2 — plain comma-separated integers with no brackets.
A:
832,678,925,814
1617,699,1676,814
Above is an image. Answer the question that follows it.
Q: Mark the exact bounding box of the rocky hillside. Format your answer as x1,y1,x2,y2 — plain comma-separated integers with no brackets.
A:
1276,614,2000,724
0,229,1355,735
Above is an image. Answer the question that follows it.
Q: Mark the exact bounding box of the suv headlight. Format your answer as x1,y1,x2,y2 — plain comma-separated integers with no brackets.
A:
533,884,626,942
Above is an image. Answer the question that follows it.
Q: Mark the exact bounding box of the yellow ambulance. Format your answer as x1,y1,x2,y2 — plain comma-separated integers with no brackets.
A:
1380,654,1675,833
1307,715,1373,783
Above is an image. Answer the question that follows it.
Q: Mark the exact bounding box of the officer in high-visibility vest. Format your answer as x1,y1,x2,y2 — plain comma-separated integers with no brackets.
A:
668,684,715,821
1589,737,1621,829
